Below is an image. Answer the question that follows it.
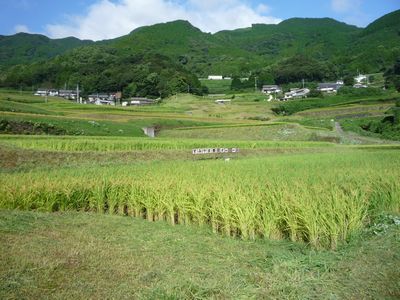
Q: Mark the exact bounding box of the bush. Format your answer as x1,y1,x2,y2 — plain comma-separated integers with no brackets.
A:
308,89,324,98
337,86,383,97
0,119,67,135
343,75,355,86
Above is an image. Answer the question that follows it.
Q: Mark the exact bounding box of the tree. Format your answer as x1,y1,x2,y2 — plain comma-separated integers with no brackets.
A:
394,100,400,125
230,76,242,91
308,89,323,98
384,58,400,91
343,75,354,86
273,55,330,84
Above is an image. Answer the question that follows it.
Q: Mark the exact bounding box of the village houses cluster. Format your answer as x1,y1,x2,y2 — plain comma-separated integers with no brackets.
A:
261,73,369,100
35,74,371,105
34,89,156,106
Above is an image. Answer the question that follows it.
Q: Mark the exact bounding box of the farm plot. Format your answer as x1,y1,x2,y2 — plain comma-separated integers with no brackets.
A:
1,149,399,249
0,135,334,152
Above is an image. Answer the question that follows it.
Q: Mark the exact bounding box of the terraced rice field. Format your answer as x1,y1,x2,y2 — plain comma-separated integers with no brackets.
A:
1,146,399,249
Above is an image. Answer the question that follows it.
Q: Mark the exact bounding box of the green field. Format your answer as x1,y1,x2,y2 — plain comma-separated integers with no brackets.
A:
1,90,399,298
199,79,233,94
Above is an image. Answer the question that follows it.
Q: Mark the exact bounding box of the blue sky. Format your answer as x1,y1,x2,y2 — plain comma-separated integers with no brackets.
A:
1,0,399,40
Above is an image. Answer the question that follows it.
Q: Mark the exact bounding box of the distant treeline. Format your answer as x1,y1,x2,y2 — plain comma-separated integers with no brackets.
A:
0,47,207,98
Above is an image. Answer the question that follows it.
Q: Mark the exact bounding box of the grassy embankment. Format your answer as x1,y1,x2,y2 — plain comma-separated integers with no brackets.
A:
1,210,399,299
199,79,232,94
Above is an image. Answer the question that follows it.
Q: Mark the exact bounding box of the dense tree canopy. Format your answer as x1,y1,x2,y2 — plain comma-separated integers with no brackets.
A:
0,46,204,98
384,58,400,92
272,55,336,85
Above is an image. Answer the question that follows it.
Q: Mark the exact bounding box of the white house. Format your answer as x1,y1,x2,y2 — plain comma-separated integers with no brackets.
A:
130,97,156,106
48,89,59,96
215,99,231,104
284,88,310,100
353,83,368,89
95,99,115,106
34,89,48,96
208,75,223,80
261,85,282,94
354,74,367,84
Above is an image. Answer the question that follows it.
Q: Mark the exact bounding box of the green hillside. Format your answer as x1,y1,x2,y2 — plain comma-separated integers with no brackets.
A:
341,10,400,73
215,18,360,61
108,20,263,76
0,33,92,68
0,10,399,95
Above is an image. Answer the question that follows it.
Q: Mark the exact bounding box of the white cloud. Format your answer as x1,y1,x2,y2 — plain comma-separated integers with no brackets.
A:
46,0,281,40
256,4,271,14
14,24,30,33
331,0,362,13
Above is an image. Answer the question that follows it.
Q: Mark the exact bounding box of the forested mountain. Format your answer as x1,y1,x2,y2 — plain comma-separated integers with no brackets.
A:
341,9,400,73
0,33,93,67
0,10,399,97
215,18,360,62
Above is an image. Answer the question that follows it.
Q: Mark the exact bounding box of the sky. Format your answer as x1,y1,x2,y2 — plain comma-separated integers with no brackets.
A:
0,0,399,41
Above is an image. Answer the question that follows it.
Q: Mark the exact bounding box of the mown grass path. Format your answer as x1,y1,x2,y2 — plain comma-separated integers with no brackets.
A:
1,210,399,299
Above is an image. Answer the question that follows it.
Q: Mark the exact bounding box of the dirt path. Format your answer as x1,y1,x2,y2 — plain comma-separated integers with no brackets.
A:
334,121,398,145
334,122,344,136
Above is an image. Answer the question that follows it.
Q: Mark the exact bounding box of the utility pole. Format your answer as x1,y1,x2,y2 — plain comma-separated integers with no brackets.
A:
254,76,258,93
76,83,80,104
302,79,305,89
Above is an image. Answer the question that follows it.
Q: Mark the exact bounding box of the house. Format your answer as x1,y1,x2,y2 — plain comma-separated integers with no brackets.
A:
208,75,223,80
88,93,110,102
34,89,48,96
317,82,343,93
284,88,310,100
353,83,368,89
354,74,367,84
59,90,78,100
130,97,156,106
215,99,231,104
95,99,115,105
261,85,282,94
48,89,59,96
88,93,117,105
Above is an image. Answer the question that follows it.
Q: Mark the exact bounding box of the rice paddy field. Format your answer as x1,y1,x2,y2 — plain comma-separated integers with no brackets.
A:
1,147,399,250
1,90,400,298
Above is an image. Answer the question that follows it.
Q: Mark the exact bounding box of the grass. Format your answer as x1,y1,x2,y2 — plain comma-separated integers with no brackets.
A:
272,92,398,115
0,99,58,115
0,135,335,151
0,113,224,137
1,210,399,299
200,79,232,94
159,123,339,142
340,116,400,141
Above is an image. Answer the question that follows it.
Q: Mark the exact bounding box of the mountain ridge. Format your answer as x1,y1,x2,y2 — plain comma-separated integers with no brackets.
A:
0,10,399,96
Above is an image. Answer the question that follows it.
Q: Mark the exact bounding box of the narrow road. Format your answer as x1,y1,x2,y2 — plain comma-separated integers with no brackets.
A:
334,120,398,145
335,121,344,135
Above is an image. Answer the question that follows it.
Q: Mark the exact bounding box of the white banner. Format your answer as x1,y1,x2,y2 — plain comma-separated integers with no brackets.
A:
192,148,239,155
